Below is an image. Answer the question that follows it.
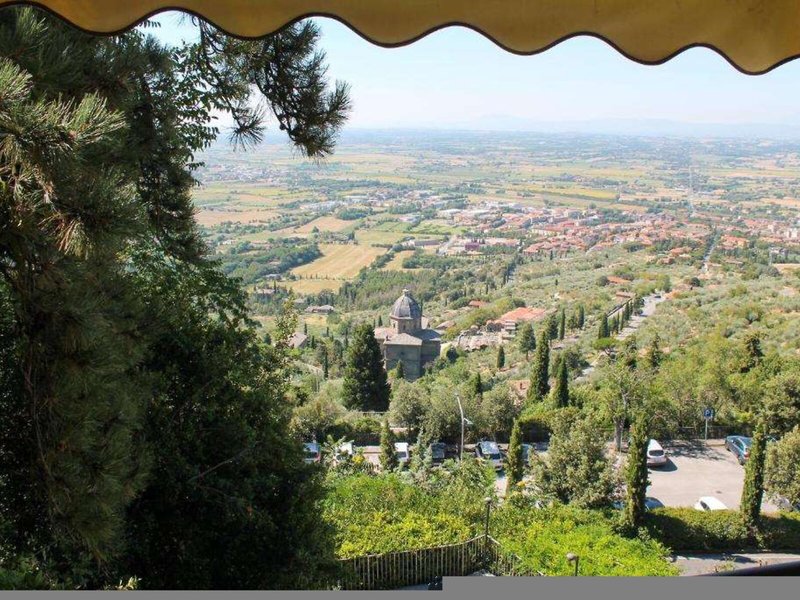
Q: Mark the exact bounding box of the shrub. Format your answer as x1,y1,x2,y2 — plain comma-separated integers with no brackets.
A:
493,505,677,576
644,508,800,553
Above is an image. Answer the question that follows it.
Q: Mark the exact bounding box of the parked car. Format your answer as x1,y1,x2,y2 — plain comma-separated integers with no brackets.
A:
694,496,728,511
303,441,321,464
725,435,752,465
475,440,504,471
612,497,665,511
331,441,355,464
428,442,447,466
646,439,668,468
394,442,410,467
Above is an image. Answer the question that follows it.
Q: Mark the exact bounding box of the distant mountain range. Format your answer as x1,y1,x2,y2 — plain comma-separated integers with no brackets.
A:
346,116,800,140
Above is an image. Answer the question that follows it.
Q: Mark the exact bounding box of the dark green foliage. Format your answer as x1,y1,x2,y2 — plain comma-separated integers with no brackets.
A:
496,345,505,369
551,357,570,409
379,420,398,472
341,323,390,411
0,6,350,589
469,372,483,400
742,331,764,373
766,425,800,507
527,330,550,403
624,416,650,529
530,412,615,508
505,420,525,495
558,309,566,340
598,313,610,339
394,359,405,380
517,322,536,357
494,505,677,576
644,509,800,553
576,304,585,329
645,334,663,370
547,314,559,340
741,424,767,527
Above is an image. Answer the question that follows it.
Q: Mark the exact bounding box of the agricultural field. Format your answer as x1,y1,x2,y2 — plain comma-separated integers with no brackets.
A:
291,243,387,280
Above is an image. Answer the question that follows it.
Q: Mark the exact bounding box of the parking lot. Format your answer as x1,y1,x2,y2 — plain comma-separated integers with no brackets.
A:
646,440,779,512
362,439,779,513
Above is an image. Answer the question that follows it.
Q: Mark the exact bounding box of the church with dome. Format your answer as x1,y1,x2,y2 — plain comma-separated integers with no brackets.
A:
374,289,442,381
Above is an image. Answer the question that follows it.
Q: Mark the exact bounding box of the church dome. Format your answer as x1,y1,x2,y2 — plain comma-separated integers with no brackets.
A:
390,289,422,320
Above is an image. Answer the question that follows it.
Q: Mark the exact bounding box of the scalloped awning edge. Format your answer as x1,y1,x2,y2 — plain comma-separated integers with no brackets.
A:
1,0,799,75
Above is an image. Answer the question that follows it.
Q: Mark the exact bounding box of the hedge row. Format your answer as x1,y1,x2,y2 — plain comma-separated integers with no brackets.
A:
645,508,800,553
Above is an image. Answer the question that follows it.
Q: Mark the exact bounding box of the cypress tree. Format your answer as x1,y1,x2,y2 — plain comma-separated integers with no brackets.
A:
548,314,559,340
341,322,391,411
645,334,663,370
577,304,585,329
598,313,610,339
527,330,550,403
558,308,566,340
551,357,570,408
741,423,767,527
322,352,329,379
379,420,398,472
496,345,505,369
394,359,405,380
469,372,484,400
505,420,525,495
625,415,650,529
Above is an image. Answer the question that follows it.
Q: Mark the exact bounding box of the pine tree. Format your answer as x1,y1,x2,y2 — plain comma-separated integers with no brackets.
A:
518,322,536,358
505,420,525,495
527,330,550,403
496,345,505,369
558,308,566,340
551,357,570,408
598,313,610,339
624,415,650,529
741,423,767,528
577,304,585,329
379,420,398,472
342,322,390,411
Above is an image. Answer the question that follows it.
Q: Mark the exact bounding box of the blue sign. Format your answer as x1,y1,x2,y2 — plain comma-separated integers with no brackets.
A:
703,408,715,420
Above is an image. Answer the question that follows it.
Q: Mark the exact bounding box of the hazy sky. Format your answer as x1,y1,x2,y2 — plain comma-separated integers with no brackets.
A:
150,11,800,130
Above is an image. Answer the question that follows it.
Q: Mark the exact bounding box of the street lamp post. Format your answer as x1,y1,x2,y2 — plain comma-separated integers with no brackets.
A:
566,552,579,577
456,394,465,461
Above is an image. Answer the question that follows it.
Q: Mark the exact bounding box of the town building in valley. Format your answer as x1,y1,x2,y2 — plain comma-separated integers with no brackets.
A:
375,289,441,380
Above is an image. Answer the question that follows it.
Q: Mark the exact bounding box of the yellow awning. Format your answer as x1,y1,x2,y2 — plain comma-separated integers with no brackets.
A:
2,1,798,75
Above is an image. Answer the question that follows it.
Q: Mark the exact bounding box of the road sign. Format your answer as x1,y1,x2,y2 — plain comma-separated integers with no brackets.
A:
703,408,715,440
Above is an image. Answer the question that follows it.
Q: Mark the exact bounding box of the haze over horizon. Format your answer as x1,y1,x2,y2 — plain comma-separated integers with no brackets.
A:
151,11,800,139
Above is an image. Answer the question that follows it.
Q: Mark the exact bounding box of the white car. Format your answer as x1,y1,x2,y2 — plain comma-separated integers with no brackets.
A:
394,442,410,467
303,441,321,464
646,439,668,468
694,496,728,511
475,440,504,471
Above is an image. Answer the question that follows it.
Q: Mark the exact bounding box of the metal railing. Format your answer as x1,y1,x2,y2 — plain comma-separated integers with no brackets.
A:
329,534,540,590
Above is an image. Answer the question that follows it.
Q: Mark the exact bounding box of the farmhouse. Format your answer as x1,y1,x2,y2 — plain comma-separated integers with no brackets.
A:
374,289,441,381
